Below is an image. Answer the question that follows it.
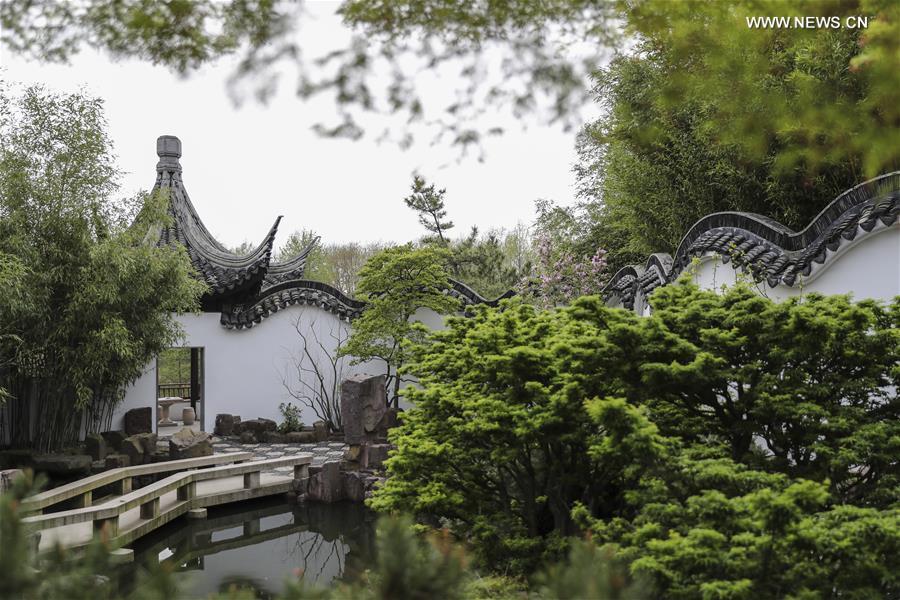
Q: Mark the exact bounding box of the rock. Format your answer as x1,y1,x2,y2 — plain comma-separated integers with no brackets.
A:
121,437,144,466
91,460,107,473
124,407,152,435
260,431,286,443
151,450,172,463
364,476,386,499
299,431,317,444
239,418,277,436
32,453,92,476
342,471,367,502
307,461,343,503
214,414,235,436
101,430,127,452
233,416,242,434
376,407,403,436
136,432,158,456
313,421,329,443
0,469,23,493
122,433,156,465
84,433,107,461
291,476,309,495
361,443,391,470
105,454,130,469
169,428,213,460
285,431,305,444
239,431,257,444
342,444,362,462
341,374,387,444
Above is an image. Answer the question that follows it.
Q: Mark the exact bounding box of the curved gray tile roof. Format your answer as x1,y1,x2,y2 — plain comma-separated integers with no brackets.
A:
604,172,900,307
154,136,281,297
150,136,511,330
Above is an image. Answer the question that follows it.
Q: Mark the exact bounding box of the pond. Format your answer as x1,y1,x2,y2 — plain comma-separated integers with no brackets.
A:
121,498,376,598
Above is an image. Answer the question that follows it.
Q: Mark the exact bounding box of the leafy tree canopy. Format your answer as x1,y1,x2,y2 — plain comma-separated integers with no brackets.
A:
3,1,896,166
341,244,459,406
373,282,900,595
0,85,206,450
404,176,454,244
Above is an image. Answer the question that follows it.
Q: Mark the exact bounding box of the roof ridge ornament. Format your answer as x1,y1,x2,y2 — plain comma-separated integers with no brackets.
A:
156,135,182,174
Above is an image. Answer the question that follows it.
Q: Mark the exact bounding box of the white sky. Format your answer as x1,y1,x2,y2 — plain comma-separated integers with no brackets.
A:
0,2,601,251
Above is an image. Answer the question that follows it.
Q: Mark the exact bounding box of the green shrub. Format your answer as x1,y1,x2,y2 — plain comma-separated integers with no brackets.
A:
277,402,304,433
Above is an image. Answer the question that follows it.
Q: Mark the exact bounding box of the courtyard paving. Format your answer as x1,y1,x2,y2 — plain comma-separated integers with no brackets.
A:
210,436,347,474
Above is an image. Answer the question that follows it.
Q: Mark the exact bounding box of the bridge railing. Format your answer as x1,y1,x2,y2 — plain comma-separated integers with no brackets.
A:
21,452,255,516
22,455,313,545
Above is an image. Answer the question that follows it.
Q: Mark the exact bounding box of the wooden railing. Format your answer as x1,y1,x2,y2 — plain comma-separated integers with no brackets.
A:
22,454,313,551
20,452,255,516
157,382,192,399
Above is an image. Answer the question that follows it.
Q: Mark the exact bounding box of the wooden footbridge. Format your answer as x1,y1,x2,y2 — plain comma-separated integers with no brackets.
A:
21,452,312,556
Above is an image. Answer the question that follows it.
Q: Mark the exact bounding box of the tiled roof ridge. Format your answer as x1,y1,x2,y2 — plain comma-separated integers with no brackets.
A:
223,277,518,330
154,135,280,296
263,235,321,289
604,172,900,308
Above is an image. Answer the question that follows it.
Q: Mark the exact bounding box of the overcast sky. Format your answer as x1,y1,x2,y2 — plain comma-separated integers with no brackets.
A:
1,2,601,252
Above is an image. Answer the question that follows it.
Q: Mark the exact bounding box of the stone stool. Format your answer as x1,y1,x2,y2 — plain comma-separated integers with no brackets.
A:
182,407,196,426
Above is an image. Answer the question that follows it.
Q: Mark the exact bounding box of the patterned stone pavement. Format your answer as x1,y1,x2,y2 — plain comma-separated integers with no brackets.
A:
211,437,347,474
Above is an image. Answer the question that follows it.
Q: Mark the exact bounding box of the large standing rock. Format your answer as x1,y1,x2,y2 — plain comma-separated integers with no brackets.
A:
341,374,387,445
377,407,403,436
312,421,329,443
169,428,213,460
32,454,92,476
101,430,127,452
84,433,107,461
214,414,235,436
239,418,277,437
239,431,257,444
124,407,152,435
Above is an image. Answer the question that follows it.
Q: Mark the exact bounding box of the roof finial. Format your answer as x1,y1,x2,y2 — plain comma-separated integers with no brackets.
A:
156,135,182,173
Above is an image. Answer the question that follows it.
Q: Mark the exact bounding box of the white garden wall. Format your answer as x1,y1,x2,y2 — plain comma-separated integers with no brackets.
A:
114,304,447,432
689,222,899,303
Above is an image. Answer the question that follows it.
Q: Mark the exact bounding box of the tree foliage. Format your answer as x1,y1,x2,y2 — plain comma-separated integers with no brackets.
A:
0,85,205,450
370,298,666,571
572,0,900,270
4,1,896,166
402,176,528,299
0,0,613,150
341,244,459,406
404,176,454,244
372,282,900,595
278,229,385,297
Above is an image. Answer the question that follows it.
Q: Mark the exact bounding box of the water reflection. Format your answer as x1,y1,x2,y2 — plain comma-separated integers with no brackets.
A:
127,498,376,598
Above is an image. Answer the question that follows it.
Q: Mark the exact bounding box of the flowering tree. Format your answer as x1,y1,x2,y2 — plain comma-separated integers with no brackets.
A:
519,232,608,308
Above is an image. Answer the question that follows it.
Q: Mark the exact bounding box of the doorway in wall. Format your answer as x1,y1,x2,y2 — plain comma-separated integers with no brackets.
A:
156,347,205,437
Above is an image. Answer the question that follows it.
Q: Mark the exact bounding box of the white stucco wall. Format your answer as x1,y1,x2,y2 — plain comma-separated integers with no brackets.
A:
115,304,450,432
688,222,899,303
